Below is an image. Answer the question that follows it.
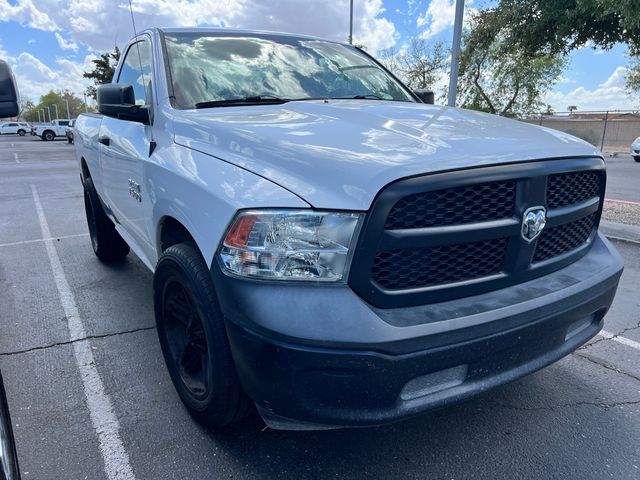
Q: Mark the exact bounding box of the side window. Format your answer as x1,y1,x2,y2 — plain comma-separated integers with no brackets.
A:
117,39,153,105
59,120,69,126
8,123,18,127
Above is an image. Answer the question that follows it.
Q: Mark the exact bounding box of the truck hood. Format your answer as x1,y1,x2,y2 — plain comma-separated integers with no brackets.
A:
172,100,601,210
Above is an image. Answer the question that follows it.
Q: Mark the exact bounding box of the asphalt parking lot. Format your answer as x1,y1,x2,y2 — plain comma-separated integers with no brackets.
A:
0,135,639,479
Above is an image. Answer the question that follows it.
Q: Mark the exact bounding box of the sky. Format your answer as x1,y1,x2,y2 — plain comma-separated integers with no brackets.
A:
0,0,637,113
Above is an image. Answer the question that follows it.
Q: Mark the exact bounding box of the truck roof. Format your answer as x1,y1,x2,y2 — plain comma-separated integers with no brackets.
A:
153,27,343,45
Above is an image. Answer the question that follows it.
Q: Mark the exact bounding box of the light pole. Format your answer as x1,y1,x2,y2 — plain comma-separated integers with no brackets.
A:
348,0,353,44
83,92,88,112
46,106,51,123
37,110,41,123
447,0,465,107
53,104,59,120
65,99,70,119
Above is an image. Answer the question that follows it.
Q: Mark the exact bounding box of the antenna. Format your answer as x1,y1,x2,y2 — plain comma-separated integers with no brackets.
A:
127,0,154,148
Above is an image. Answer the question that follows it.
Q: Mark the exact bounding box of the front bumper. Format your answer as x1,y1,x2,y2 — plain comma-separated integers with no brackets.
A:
213,234,623,430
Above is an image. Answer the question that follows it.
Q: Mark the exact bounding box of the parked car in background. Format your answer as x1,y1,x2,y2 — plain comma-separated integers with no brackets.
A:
65,119,75,144
0,121,30,136
632,136,640,162
33,119,71,141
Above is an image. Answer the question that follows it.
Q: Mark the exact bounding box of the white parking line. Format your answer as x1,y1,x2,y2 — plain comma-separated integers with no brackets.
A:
13,152,19,163
31,185,136,480
0,233,88,248
600,330,640,351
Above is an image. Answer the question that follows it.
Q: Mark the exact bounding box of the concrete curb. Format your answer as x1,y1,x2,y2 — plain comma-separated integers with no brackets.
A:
600,220,640,244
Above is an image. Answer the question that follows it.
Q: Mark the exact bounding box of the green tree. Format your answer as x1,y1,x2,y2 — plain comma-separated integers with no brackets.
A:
474,1,640,92
24,90,86,122
83,46,121,99
380,39,449,101
381,40,448,90
18,98,35,120
627,57,640,93
458,10,566,115
567,105,578,113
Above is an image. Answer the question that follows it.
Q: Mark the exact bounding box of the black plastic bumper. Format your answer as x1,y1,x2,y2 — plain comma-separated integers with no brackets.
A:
214,234,623,429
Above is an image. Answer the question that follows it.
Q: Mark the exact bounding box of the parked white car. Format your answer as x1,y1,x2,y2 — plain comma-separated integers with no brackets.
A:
33,119,71,141
74,28,623,431
65,119,75,144
0,121,30,136
631,136,640,162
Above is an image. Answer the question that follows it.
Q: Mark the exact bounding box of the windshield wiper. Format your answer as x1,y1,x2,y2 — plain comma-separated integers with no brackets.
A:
331,94,384,100
195,95,290,108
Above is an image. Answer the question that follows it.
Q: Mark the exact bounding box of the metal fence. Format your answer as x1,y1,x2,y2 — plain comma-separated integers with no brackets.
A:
518,110,640,154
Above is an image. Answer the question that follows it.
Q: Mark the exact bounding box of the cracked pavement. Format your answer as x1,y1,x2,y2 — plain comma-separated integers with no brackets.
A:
1,136,639,479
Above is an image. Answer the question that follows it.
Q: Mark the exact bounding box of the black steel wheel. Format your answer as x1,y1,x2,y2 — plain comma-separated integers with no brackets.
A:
0,372,20,480
162,279,210,398
154,243,252,428
42,130,55,141
83,177,130,263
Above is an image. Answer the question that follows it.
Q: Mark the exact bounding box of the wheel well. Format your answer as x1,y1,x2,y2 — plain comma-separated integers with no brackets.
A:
80,158,91,181
159,217,196,253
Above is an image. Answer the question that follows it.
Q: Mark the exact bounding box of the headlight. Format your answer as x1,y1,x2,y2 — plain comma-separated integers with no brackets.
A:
219,210,362,282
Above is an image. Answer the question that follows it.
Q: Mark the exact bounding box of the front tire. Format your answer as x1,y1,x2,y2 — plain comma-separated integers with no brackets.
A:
42,130,55,141
83,177,130,262
17,129,25,136
154,243,252,428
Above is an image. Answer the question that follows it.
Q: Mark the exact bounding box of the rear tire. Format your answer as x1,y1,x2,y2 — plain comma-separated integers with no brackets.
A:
17,129,25,136
154,243,252,429
83,177,130,262
634,156,640,163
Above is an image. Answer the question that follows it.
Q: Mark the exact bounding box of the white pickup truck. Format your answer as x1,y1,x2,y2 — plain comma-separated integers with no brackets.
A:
74,28,623,431
33,118,71,141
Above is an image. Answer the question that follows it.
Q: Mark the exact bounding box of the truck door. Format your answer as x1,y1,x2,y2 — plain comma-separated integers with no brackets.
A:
98,36,155,265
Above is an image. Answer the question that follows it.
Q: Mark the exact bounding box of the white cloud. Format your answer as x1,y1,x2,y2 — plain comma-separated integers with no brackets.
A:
417,0,473,40
27,38,36,44
2,0,397,53
598,66,627,89
55,32,78,51
545,66,637,112
556,75,575,85
8,51,96,102
0,0,58,31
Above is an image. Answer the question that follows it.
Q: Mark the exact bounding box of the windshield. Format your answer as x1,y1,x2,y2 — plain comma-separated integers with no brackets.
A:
163,32,414,108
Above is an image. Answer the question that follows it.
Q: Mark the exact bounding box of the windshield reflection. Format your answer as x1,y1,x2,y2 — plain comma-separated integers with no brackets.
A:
164,33,414,108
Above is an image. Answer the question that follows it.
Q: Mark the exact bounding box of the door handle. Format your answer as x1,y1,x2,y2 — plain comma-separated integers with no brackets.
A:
98,135,110,146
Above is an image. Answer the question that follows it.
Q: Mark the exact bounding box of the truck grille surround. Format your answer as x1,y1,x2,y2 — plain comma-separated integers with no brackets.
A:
349,158,605,309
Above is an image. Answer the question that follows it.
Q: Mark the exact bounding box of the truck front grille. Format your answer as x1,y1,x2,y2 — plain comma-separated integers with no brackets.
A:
349,159,605,309
372,238,508,290
533,213,596,263
547,171,600,209
384,181,515,229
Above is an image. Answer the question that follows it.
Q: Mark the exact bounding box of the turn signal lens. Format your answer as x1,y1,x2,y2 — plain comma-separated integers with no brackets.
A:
219,210,362,282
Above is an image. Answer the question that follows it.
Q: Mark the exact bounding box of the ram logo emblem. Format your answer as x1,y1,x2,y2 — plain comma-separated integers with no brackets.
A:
128,179,142,202
521,206,546,242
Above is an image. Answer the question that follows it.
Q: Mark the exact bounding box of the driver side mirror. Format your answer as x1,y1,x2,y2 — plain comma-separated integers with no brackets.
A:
0,60,19,118
414,89,435,105
97,83,150,124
